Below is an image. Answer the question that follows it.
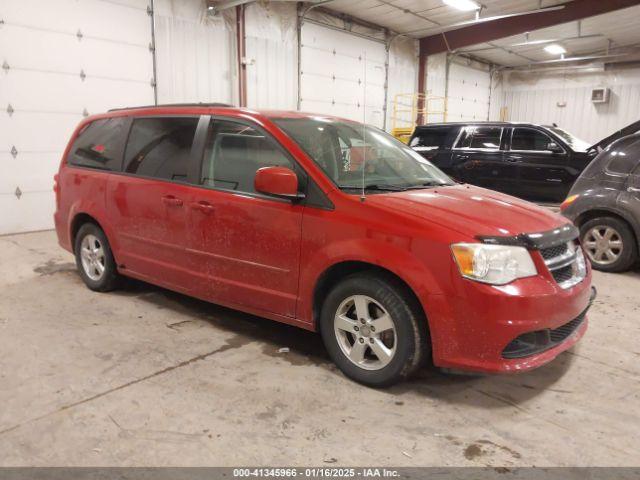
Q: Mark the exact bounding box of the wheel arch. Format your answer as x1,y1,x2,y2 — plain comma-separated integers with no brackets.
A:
574,208,639,250
312,261,431,346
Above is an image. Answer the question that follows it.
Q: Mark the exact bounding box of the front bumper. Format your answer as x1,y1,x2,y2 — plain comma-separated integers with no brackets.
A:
428,269,594,374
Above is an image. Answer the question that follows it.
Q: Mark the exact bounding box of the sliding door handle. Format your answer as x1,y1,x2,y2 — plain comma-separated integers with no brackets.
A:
161,195,183,207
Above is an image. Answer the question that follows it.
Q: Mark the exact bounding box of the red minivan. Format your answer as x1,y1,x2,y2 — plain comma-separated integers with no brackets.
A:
54,104,595,387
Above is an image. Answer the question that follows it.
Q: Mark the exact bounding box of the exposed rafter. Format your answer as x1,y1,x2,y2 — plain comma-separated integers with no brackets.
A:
420,0,640,57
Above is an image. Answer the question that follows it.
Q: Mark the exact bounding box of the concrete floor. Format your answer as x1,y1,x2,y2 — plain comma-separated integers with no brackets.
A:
0,230,638,467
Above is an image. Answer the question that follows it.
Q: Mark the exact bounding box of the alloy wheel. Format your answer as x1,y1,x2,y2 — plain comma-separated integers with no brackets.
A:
334,295,397,371
583,226,623,266
80,234,106,281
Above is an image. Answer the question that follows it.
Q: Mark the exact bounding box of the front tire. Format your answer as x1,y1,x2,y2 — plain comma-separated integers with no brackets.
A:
320,273,428,387
74,223,120,291
580,217,637,272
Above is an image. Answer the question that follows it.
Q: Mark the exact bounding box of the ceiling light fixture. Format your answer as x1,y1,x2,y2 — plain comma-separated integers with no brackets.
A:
544,44,567,55
442,0,480,12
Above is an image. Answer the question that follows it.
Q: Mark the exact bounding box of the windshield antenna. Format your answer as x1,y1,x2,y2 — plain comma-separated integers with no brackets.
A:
361,50,367,202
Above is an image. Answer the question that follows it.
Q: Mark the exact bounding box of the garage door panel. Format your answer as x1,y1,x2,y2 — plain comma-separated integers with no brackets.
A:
1,0,154,234
1,27,82,74
0,114,79,154
0,192,56,236
2,0,150,45
301,22,386,128
0,153,60,193
1,28,152,84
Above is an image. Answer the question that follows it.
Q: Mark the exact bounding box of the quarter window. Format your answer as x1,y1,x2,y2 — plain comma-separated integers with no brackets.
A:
68,117,128,171
512,128,554,151
410,127,452,150
607,153,638,175
200,120,294,194
123,117,199,182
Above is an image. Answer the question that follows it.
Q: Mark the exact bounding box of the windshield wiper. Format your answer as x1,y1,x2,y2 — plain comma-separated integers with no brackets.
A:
340,184,408,192
403,181,451,190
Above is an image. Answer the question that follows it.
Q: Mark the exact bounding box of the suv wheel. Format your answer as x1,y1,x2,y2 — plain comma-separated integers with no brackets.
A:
74,223,120,291
320,273,428,387
580,217,637,272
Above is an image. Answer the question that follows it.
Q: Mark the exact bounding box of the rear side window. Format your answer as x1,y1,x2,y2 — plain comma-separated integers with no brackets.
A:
123,117,199,182
607,154,638,175
200,119,293,193
410,127,452,150
67,117,128,171
455,127,502,150
511,128,553,151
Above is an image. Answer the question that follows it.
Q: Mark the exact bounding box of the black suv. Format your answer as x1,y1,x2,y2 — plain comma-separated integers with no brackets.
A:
409,122,607,203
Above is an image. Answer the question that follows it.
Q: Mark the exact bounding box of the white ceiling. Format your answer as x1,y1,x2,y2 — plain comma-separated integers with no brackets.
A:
324,0,640,67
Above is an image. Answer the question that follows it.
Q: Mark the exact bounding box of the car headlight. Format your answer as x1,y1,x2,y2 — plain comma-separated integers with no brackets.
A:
451,243,537,285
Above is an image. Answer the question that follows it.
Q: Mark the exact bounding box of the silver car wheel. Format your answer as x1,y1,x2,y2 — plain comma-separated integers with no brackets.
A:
334,295,397,371
80,234,106,281
583,226,623,265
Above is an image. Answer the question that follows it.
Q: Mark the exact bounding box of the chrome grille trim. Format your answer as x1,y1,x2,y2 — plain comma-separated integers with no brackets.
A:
541,241,586,290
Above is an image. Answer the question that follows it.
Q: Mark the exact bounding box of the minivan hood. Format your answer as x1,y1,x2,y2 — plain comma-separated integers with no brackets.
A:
366,184,568,239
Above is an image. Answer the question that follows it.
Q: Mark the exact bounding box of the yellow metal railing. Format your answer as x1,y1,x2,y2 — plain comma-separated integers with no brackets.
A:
390,93,449,144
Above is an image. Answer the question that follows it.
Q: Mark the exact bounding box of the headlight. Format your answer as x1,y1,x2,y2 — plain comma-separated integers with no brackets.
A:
451,243,537,285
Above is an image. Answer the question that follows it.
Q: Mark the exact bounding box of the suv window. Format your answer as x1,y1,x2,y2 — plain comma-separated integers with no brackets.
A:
455,126,502,150
123,117,199,182
201,119,293,193
511,128,554,151
67,117,129,171
410,127,452,150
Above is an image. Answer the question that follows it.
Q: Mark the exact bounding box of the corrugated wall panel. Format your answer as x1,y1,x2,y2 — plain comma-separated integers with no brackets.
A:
154,11,236,104
498,69,640,144
245,3,297,110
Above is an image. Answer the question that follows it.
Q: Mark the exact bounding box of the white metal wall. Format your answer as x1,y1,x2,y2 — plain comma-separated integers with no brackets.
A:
498,68,640,144
154,0,236,104
245,3,297,110
0,0,154,235
300,22,387,128
386,36,418,131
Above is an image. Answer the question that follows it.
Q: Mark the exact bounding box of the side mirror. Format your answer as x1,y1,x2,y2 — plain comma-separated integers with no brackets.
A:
254,166,303,200
547,142,563,153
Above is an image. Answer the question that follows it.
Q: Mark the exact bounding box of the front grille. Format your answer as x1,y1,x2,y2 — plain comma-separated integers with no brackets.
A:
540,240,585,289
502,307,589,359
540,243,568,260
551,264,574,284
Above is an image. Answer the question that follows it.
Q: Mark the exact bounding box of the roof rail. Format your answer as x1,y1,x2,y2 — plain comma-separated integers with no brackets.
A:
107,102,234,112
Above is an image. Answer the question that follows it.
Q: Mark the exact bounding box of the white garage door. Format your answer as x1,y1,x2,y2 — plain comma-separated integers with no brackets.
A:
300,22,386,128
446,62,491,122
0,0,154,235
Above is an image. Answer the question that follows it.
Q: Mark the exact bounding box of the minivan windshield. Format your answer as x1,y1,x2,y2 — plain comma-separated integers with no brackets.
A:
547,126,591,152
273,117,454,192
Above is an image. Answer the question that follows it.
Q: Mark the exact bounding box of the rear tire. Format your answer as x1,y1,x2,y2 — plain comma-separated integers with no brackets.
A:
580,216,637,272
74,223,120,292
320,272,428,387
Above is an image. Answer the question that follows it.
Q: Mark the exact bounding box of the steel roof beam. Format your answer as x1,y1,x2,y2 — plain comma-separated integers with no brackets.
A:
419,0,640,57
